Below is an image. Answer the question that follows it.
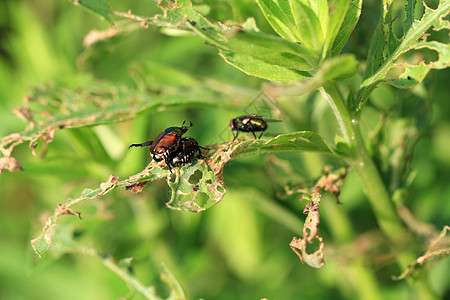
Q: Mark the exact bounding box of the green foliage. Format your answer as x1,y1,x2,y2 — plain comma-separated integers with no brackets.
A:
359,0,450,111
1,0,449,299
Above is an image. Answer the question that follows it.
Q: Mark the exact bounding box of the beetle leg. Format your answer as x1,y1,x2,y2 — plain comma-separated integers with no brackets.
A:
165,157,174,173
258,131,264,139
232,130,239,141
250,129,257,139
129,140,153,148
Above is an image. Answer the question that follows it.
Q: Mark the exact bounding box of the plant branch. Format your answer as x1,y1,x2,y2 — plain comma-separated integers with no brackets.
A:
81,247,159,300
320,82,437,299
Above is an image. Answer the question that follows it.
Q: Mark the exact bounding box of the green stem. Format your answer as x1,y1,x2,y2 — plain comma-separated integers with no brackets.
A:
80,247,159,300
321,82,437,299
320,83,354,143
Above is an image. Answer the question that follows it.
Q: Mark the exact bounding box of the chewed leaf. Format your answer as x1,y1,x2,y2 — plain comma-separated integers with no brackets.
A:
167,160,227,212
358,0,450,111
31,130,337,255
30,204,82,257
290,201,325,268
0,156,23,174
290,168,347,267
393,225,450,280
0,75,247,172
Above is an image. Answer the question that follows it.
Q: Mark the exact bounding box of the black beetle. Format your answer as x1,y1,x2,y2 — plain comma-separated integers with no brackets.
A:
129,121,193,171
168,137,208,168
229,114,268,140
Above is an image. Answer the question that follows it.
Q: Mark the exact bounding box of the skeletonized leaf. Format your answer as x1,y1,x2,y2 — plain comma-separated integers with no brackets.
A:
358,0,450,112
31,131,337,256
0,74,250,171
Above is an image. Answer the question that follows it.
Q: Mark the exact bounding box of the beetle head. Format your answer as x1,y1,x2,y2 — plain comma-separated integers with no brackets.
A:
180,120,194,134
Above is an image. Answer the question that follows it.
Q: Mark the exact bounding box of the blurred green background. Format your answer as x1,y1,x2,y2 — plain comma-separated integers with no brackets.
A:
0,0,449,299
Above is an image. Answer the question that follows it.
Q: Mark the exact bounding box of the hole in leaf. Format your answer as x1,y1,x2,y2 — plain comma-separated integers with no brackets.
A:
214,156,221,164
73,230,84,239
305,237,321,254
195,192,209,207
216,185,224,193
401,47,439,65
188,170,203,184
169,173,176,183
205,179,212,184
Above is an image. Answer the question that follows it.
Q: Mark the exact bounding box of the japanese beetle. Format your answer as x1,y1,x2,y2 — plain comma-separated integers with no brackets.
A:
230,114,267,140
168,137,207,168
129,121,193,171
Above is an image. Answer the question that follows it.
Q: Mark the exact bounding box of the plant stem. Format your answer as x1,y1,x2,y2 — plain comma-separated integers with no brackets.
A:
80,247,159,300
321,82,437,300
320,83,353,143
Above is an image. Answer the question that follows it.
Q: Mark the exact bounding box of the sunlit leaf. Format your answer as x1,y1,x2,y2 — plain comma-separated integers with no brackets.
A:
255,0,299,42
219,50,311,81
291,0,324,53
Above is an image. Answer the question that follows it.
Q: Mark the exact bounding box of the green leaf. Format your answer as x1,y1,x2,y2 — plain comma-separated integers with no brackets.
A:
274,54,358,94
357,0,450,112
319,54,358,81
219,50,311,81
291,0,324,53
147,0,320,78
404,0,416,35
302,0,330,39
255,0,299,42
31,217,56,257
232,131,335,157
69,0,112,23
189,26,318,71
324,0,352,57
331,0,363,57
